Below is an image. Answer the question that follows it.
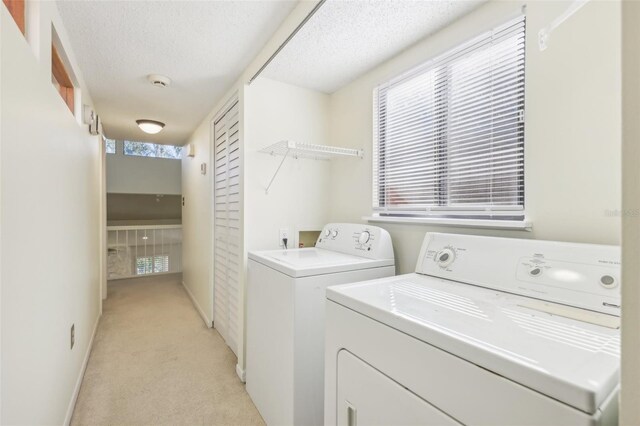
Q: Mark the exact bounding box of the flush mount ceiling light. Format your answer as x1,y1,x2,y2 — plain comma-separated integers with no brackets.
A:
136,119,165,134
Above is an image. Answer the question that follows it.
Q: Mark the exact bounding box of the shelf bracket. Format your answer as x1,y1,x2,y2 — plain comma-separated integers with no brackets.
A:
265,148,290,194
538,0,590,51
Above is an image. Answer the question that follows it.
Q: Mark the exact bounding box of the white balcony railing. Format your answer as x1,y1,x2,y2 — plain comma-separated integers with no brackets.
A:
107,225,182,280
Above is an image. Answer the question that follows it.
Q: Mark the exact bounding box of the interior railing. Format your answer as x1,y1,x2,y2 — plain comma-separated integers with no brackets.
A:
107,225,182,280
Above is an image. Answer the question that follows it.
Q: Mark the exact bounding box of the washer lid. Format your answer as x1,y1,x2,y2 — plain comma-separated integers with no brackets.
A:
327,274,620,415
248,248,394,278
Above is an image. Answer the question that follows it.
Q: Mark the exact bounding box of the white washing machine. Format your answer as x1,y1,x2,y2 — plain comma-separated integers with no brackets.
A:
247,223,395,426
325,232,621,426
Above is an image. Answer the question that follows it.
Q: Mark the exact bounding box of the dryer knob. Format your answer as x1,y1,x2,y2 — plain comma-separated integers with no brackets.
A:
600,275,618,288
529,267,543,277
331,230,338,238
358,231,371,244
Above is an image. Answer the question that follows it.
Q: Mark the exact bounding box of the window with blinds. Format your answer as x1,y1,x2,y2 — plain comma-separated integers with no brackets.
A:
373,16,525,220
135,255,169,275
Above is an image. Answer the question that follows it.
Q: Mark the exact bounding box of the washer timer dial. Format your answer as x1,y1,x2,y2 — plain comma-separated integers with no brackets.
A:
435,248,456,268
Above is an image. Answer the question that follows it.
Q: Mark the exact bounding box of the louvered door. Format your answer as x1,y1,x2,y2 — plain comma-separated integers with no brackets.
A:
213,99,241,355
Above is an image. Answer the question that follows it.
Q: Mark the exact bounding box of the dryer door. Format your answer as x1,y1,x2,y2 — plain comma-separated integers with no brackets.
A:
336,350,460,426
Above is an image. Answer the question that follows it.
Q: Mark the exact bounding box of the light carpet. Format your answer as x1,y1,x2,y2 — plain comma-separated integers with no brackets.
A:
71,274,264,426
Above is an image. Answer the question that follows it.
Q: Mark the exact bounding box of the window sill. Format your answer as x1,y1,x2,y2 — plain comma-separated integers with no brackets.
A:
364,215,532,231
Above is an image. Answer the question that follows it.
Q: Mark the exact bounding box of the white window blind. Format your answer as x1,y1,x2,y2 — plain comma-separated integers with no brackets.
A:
373,16,525,219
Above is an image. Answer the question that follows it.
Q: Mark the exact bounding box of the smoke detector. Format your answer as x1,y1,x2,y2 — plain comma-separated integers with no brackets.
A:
147,74,171,88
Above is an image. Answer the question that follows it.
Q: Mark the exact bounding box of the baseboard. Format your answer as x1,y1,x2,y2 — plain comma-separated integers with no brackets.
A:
236,363,246,383
182,281,212,328
64,314,100,425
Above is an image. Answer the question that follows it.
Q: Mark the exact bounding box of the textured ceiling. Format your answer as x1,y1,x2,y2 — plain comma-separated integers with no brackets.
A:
263,0,485,93
57,0,297,144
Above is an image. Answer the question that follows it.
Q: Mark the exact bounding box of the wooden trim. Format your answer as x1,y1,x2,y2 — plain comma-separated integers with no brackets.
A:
2,0,25,35
52,45,74,88
51,44,75,113
60,86,75,114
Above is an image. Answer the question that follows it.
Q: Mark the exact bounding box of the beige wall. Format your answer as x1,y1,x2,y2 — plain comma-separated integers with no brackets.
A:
240,77,331,371
181,75,331,374
181,1,322,376
621,0,640,423
182,106,220,326
328,0,622,274
1,2,102,424
106,193,182,225
106,140,182,195
244,77,331,252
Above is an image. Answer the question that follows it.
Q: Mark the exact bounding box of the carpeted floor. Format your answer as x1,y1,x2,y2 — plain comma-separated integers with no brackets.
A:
71,274,264,426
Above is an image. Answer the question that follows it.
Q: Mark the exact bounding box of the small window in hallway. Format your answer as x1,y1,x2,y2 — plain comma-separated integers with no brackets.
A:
124,141,182,159
136,255,169,275
105,138,116,154
3,0,25,34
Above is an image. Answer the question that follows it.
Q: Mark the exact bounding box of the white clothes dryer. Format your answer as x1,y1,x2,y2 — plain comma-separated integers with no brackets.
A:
325,232,620,426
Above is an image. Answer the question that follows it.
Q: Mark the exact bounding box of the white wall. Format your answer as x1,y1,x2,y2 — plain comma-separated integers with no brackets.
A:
181,1,322,372
1,2,102,424
182,76,331,373
620,0,640,423
239,77,331,372
244,77,331,251
182,112,218,325
106,140,181,195
328,0,622,274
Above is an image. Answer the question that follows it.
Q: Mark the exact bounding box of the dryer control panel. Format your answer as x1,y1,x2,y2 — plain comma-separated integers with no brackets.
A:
416,233,621,316
316,223,394,260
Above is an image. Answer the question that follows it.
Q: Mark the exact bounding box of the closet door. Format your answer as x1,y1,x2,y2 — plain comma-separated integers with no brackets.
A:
213,99,241,355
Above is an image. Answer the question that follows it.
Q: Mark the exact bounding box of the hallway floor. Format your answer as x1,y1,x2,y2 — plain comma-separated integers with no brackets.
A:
71,274,264,425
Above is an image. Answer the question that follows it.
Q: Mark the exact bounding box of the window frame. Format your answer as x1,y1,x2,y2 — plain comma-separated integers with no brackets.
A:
123,140,183,160
135,255,170,275
371,16,527,228
104,138,116,154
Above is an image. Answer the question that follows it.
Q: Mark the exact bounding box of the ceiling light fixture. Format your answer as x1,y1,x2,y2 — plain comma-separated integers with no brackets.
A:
136,119,165,134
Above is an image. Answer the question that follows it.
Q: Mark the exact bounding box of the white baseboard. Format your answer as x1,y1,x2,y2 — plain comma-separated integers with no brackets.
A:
64,314,100,426
182,281,212,328
236,364,246,383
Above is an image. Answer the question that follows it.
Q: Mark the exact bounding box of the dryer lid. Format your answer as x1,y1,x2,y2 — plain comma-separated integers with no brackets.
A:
327,274,620,415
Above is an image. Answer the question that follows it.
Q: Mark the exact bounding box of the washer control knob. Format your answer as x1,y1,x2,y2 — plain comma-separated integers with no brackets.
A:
324,229,331,237
529,267,543,277
331,230,338,238
600,275,618,288
358,231,371,244
436,249,455,268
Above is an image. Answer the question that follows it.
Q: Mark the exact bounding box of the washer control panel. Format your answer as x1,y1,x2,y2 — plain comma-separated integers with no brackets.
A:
316,223,394,260
417,233,621,316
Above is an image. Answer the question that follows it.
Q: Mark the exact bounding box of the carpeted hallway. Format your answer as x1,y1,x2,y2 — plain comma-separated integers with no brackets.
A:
71,274,264,425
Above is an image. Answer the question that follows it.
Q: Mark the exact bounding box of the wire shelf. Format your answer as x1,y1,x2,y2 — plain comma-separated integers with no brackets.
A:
259,140,363,161
260,140,364,194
